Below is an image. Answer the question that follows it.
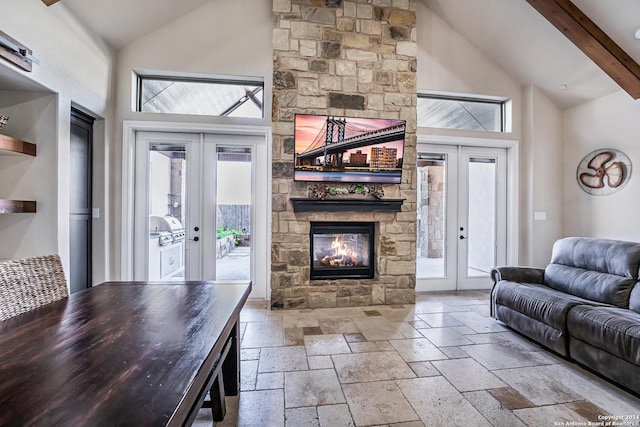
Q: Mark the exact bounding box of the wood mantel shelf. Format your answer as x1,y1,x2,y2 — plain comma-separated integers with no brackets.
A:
0,134,37,156
0,199,36,214
290,198,404,213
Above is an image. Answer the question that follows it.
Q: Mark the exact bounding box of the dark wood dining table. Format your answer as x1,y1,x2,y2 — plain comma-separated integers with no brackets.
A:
0,280,251,426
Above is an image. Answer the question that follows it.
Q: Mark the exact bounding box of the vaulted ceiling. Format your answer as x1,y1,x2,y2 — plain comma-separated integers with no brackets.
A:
54,0,212,50
44,0,640,109
425,0,640,108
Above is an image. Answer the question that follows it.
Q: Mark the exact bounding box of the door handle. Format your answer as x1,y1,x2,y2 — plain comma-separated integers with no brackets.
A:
190,226,200,242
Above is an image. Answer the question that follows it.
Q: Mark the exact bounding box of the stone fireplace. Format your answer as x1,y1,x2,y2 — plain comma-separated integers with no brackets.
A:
271,0,417,309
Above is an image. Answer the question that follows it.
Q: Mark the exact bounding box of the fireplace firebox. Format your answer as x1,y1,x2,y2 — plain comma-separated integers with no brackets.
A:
310,222,375,280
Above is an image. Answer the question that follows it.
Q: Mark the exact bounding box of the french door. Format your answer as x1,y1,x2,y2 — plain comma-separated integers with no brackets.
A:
133,131,268,298
416,144,507,291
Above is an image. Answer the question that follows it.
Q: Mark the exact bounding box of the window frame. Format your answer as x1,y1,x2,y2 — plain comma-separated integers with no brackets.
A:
417,92,509,133
135,72,265,118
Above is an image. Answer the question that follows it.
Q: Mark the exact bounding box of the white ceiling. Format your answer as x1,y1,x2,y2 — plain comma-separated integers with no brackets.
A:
425,0,640,108
48,0,640,109
59,0,212,50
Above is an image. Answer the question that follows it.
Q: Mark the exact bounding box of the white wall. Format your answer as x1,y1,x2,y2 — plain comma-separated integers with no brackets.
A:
0,0,115,282
0,92,56,259
563,90,640,241
113,0,272,278
115,0,273,125
116,0,273,125
416,3,523,141
0,1,113,112
417,2,560,266
523,86,564,266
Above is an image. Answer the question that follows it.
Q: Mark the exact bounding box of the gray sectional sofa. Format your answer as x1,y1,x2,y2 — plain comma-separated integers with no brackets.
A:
490,237,640,394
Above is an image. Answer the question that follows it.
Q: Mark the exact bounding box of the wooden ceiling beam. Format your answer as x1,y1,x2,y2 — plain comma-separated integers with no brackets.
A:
41,0,60,6
526,0,640,99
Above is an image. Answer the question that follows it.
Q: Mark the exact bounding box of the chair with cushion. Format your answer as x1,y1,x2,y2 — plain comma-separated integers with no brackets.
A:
0,254,68,321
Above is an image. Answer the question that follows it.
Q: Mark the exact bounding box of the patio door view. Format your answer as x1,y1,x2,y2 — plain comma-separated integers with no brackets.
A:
133,131,268,298
416,144,507,291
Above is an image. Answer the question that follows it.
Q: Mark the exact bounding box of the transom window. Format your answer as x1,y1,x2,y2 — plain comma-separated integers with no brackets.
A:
417,92,509,132
136,73,264,118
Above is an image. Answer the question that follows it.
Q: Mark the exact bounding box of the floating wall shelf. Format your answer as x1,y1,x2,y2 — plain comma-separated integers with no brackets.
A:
0,134,37,156
0,200,36,214
290,198,404,213
0,134,37,213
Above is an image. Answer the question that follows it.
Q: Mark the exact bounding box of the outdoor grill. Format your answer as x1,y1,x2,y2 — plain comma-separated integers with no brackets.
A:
149,215,185,280
150,215,185,245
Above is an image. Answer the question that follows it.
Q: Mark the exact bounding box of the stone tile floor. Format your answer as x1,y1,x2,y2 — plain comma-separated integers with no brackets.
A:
194,291,640,426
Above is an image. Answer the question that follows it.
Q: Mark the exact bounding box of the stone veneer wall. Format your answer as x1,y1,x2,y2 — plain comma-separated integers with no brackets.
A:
271,0,417,309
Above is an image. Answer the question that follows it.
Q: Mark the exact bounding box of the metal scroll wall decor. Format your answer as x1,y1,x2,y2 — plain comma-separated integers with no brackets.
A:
576,148,632,196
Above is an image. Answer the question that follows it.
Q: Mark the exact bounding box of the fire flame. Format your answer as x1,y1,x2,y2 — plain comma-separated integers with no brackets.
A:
321,235,360,267
316,234,365,268
331,235,353,257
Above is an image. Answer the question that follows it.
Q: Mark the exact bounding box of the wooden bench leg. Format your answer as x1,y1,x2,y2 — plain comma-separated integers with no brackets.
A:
222,322,240,396
210,371,227,422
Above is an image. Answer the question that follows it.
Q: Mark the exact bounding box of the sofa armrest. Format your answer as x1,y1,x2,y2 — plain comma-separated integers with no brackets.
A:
490,266,545,285
489,266,545,318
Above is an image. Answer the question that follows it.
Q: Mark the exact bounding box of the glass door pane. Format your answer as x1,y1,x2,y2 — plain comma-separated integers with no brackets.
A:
147,144,187,281
457,146,506,290
415,145,459,292
416,155,447,278
215,146,252,281
466,157,497,277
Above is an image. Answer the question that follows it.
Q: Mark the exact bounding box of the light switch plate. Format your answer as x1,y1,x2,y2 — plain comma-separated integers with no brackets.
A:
534,211,547,221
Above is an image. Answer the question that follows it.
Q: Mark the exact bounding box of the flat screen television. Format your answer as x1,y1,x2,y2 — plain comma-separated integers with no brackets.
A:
294,114,406,184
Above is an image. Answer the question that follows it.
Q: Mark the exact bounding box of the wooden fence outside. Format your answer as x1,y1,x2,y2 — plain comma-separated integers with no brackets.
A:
217,205,251,233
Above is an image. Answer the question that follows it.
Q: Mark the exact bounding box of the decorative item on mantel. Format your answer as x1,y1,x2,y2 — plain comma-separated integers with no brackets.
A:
291,184,403,213
308,184,384,200
0,115,8,133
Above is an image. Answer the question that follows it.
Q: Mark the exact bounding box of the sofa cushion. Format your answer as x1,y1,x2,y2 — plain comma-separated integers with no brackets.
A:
550,237,640,278
493,281,595,331
544,264,637,307
544,237,640,307
629,283,640,314
494,304,567,355
567,305,640,365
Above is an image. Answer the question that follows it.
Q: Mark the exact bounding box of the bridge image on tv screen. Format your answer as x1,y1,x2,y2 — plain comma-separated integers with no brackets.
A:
294,114,406,184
